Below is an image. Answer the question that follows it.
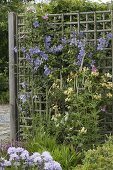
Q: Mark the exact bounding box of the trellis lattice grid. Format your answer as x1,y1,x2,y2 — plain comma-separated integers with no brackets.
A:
9,10,113,140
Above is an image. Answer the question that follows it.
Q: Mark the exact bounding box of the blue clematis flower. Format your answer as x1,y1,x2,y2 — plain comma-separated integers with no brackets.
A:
33,21,40,28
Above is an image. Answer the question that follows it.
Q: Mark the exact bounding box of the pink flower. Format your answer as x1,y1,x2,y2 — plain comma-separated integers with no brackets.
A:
101,105,106,112
42,15,48,20
91,65,97,72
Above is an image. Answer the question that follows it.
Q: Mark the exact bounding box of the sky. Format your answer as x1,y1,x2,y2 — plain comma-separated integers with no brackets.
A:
34,0,112,3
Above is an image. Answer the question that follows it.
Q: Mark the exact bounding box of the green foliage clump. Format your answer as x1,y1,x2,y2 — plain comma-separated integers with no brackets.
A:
75,136,113,170
26,126,80,170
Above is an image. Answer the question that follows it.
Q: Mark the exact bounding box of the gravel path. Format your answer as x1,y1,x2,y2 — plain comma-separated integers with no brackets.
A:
0,105,10,142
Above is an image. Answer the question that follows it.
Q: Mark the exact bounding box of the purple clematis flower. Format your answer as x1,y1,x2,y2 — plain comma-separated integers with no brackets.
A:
107,32,112,40
33,21,40,28
44,65,51,76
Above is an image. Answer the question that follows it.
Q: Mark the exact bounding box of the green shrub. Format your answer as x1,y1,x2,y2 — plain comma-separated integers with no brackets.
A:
74,136,113,170
49,0,108,13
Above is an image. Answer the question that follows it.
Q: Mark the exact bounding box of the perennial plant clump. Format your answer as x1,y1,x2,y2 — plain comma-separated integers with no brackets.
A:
0,146,62,170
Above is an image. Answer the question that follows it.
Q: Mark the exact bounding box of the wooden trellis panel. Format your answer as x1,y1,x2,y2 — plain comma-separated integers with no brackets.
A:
9,10,113,140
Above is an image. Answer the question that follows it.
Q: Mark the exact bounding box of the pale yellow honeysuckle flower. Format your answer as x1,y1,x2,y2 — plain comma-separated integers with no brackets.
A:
93,94,101,100
65,97,71,102
91,71,99,76
105,73,112,78
106,93,112,98
101,82,113,89
67,78,72,82
79,127,87,134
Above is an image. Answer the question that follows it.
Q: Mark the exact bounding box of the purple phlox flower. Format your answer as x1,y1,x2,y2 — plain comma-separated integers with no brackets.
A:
13,161,21,167
32,153,42,165
16,147,24,153
44,161,62,170
3,160,11,167
107,32,112,40
25,160,34,167
0,162,4,168
14,46,18,53
20,150,29,160
91,65,97,72
30,152,40,160
61,37,67,44
19,94,27,103
101,105,106,112
9,153,20,161
34,156,42,165
7,147,17,154
41,151,53,162
21,47,26,53
44,65,51,76
33,21,40,28
97,37,108,50
20,82,27,88
42,15,49,20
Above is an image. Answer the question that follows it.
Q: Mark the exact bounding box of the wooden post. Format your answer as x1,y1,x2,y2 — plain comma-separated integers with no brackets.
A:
8,12,17,141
